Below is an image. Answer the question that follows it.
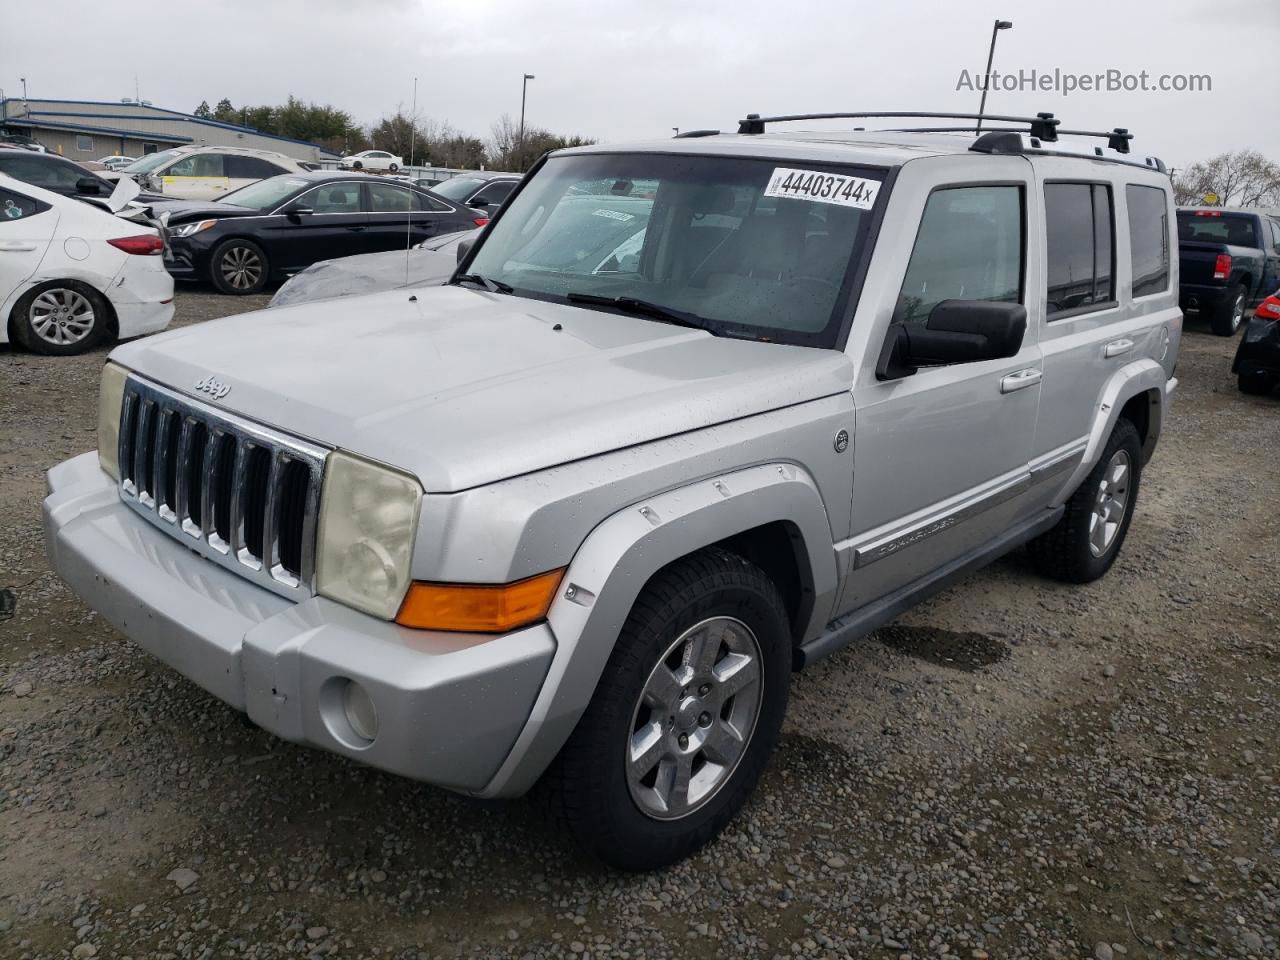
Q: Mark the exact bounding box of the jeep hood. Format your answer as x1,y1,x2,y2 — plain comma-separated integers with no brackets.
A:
109,286,853,492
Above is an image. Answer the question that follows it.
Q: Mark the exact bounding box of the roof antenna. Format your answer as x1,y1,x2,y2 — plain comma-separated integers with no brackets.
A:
405,76,418,286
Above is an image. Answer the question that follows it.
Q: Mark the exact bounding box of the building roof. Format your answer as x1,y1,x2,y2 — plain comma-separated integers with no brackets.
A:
0,98,339,157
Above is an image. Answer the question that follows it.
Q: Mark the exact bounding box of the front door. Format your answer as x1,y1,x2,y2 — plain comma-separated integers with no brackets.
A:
160,153,230,201
840,161,1042,613
264,180,370,272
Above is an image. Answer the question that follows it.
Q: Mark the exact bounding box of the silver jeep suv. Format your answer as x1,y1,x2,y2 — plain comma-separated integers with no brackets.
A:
44,111,1181,870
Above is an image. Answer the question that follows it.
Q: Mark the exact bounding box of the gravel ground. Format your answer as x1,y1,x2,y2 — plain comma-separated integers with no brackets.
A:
1,294,1278,960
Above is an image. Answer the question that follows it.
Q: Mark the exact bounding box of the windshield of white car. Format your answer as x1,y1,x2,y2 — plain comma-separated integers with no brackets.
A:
121,149,184,174
431,177,488,201
219,177,310,210
464,153,886,347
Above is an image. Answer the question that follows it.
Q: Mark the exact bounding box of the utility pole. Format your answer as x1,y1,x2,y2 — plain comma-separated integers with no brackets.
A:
519,73,535,170
975,19,1012,132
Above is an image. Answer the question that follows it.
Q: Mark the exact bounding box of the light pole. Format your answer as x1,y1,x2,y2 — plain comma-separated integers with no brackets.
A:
518,73,535,170
975,19,1012,132
20,77,28,115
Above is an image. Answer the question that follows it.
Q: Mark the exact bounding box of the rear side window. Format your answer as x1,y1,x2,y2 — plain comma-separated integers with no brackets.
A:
473,181,516,205
1127,185,1170,298
897,185,1023,326
1044,182,1114,317
226,156,285,179
0,188,47,222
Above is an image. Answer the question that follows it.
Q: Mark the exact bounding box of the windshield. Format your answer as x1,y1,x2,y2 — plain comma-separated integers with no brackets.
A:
432,176,487,201
219,176,310,210
121,149,184,174
465,153,885,346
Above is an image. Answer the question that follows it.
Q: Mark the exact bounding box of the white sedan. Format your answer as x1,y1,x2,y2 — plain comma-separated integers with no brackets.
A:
0,176,173,355
338,150,402,172
97,155,137,170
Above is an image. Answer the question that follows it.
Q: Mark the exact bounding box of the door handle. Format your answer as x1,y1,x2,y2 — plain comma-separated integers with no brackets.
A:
344,225,366,232
0,241,38,252
1104,338,1134,358
1000,368,1042,394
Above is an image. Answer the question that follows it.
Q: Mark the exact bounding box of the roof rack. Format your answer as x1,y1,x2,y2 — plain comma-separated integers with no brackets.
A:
738,111,1062,141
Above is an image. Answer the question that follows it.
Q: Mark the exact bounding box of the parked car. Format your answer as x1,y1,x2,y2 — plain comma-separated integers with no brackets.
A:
44,112,1181,870
0,147,161,207
1176,208,1280,336
268,191,651,308
1232,288,1280,395
268,230,470,308
339,150,402,172
430,171,521,211
1,133,46,152
158,171,485,294
115,146,315,201
98,155,137,170
0,175,173,355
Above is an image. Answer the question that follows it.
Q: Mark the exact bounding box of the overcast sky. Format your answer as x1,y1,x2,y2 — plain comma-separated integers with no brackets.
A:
6,0,1278,169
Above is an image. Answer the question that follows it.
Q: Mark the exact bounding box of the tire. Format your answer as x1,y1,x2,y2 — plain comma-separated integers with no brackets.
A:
351,161,363,170
1238,372,1275,396
388,163,399,173
542,548,791,871
12,281,110,356
1028,418,1142,583
209,239,269,295
1211,284,1247,336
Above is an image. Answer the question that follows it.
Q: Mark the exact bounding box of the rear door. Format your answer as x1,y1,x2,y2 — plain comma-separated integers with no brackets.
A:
225,155,288,195
364,182,450,252
840,157,1042,613
160,152,229,200
0,186,59,316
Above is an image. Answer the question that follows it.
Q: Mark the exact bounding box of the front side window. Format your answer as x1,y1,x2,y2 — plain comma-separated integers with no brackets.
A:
301,182,363,214
465,153,885,346
122,148,183,174
1128,185,1170,297
1045,182,1114,317
220,176,309,210
0,155,83,189
473,181,516,204
897,185,1023,326
431,177,488,202
166,153,225,177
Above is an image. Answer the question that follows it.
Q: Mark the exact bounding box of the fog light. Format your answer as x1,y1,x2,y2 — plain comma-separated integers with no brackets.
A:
342,680,378,742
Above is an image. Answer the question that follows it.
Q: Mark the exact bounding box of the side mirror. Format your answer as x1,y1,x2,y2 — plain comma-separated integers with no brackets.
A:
876,299,1026,380
286,205,313,219
455,235,476,264
76,177,103,195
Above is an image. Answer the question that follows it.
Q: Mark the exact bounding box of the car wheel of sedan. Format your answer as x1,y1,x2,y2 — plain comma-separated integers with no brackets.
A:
351,161,363,170
542,548,790,871
1238,372,1275,396
1027,418,1142,583
1211,284,1247,337
13,281,110,356
389,163,399,173
211,239,269,295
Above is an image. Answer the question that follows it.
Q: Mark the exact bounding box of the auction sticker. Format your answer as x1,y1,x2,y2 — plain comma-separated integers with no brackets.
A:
763,168,880,209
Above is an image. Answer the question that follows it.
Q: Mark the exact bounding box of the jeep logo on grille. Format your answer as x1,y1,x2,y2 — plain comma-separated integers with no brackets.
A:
194,376,231,400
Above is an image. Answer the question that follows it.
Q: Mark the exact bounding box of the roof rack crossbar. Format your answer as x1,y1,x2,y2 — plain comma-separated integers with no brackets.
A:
738,110,1061,141
1056,127,1132,154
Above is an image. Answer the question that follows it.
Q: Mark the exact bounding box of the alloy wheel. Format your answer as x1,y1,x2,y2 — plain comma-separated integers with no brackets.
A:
30,288,95,347
221,246,263,291
1232,294,1245,332
1088,449,1131,557
625,616,763,821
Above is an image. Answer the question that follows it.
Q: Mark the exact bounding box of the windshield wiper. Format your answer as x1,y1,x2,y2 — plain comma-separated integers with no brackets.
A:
454,273,513,294
565,293,719,335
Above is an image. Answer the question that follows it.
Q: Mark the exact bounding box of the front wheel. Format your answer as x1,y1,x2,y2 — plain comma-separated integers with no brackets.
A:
388,163,399,173
1027,418,1142,583
209,239,269,295
1211,284,1247,336
543,548,791,870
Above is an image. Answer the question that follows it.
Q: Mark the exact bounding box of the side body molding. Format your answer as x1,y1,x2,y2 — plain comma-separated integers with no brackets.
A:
477,462,838,798
1052,357,1168,506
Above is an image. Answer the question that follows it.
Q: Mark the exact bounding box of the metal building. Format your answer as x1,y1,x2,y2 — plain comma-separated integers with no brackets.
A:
0,98,339,163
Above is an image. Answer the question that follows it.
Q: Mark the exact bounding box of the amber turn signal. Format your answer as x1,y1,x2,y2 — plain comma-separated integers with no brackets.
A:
396,568,566,632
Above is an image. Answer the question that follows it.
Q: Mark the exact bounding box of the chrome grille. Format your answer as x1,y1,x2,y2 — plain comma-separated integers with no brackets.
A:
118,375,327,599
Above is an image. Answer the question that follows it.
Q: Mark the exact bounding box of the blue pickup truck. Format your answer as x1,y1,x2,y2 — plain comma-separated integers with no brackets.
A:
1177,208,1280,335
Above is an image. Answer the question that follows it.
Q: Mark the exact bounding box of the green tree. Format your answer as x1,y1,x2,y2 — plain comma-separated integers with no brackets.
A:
193,100,212,119
212,98,237,123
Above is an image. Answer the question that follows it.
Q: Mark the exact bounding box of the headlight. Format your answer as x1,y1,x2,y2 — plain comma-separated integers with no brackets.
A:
97,362,129,480
169,219,217,238
316,451,423,620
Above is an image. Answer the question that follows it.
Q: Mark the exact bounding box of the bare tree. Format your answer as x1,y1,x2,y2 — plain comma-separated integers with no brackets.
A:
1174,150,1280,207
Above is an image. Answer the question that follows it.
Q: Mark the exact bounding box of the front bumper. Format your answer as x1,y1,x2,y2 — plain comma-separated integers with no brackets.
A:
43,452,555,794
